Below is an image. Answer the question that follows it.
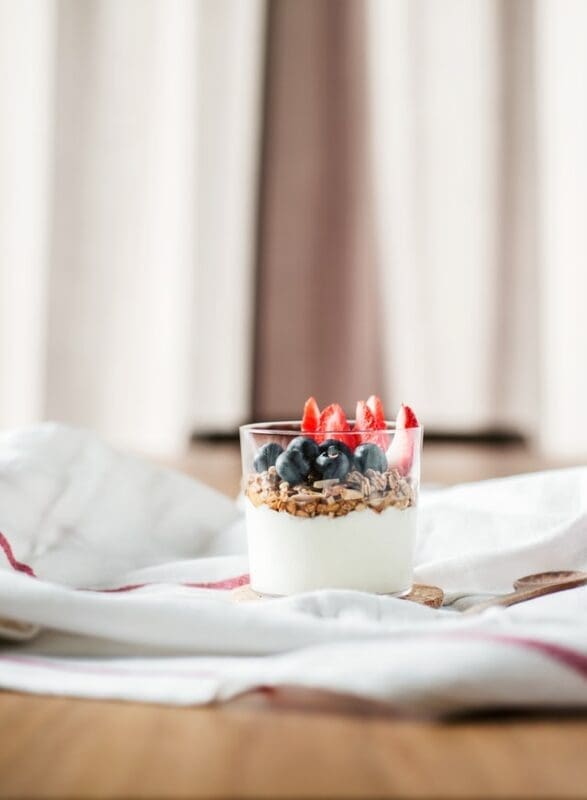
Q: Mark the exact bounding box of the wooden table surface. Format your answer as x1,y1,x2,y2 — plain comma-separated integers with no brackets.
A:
1,441,586,799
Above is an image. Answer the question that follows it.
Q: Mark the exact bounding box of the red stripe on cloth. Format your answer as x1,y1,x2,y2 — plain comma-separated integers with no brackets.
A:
84,574,250,593
0,529,248,591
446,631,587,680
184,574,250,590
90,583,149,593
0,532,36,578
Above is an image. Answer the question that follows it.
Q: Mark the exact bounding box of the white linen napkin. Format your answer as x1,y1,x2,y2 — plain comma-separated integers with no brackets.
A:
0,423,586,715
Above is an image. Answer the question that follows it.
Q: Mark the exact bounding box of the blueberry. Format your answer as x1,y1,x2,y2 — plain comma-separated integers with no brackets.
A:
253,442,284,473
275,448,311,484
287,436,319,462
316,444,351,480
318,438,353,461
354,443,387,474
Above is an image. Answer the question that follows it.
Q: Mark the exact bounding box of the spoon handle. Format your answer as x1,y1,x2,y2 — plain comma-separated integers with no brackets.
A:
463,575,587,615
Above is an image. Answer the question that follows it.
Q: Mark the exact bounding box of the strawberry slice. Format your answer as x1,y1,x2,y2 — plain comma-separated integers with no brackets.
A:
366,394,386,428
301,396,320,437
355,400,375,433
397,403,418,429
319,403,357,449
355,400,388,448
387,403,419,475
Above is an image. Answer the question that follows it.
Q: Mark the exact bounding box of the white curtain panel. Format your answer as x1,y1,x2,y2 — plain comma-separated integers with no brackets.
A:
0,0,265,454
369,0,587,457
369,0,534,436
0,0,55,431
536,0,587,457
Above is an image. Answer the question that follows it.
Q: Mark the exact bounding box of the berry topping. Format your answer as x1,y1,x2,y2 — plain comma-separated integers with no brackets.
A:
287,435,320,463
275,448,311,484
387,403,420,475
319,403,358,450
355,400,375,431
366,394,385,428
354,399,388,448
353,442,387,474
316,443,352,481
253,442,284,473
302,396,320,437
318,438,354,461
397,403,419,429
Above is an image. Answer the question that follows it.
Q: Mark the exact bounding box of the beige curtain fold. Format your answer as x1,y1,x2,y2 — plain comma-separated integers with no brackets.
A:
254,0,382,420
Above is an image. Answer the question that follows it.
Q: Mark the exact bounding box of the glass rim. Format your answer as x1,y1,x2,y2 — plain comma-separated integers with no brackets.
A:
239,420,423,435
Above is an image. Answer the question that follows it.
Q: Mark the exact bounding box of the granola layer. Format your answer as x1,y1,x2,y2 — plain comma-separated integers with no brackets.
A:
246,466,414,518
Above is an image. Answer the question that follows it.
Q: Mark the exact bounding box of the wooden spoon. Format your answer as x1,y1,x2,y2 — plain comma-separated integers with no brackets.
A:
513,570,587,591
463,570,587,615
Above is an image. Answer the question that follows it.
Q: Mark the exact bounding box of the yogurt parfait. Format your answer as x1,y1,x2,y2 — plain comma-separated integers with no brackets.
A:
240,396,422,595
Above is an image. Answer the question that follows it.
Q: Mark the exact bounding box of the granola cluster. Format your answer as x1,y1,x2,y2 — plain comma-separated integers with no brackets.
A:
246,466,414,518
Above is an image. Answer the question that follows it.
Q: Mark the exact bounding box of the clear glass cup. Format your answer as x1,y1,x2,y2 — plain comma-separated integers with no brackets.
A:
239,420,422,596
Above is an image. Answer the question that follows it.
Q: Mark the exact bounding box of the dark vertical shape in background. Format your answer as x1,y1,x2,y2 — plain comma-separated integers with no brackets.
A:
254,0,382,420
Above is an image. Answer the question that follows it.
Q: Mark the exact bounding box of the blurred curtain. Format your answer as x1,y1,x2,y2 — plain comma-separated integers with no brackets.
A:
2,0,587,458
255,0,538,433
368,0,538,435
254,0,381,419
256,0,587,458
367,0,587,457
535,0,587,457
0,0,265,453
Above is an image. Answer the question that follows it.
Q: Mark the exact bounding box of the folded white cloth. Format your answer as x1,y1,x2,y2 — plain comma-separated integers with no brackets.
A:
0,423,586,715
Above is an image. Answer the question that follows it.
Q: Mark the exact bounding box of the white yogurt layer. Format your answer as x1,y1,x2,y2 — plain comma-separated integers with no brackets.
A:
245,503,417,595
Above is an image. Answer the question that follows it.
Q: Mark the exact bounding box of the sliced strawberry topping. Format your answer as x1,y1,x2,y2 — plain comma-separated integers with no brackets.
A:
319,403,345,429
319,403,358,449
397,403,419,429
355,400,375,433
366,394,386,428
302,396,320,438
354,400,386,447
387,403,420,475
